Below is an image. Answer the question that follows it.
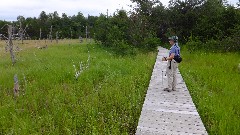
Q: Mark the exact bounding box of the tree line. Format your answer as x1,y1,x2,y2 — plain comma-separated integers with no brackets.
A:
0,11,98,40
0,0,239,52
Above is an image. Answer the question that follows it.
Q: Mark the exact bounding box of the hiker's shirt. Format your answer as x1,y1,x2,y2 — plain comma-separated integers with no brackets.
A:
169,43,180,57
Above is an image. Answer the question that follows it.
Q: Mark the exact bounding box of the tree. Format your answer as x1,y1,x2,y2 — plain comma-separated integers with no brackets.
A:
25,17,39,39
60,13,73,38
94,14,110,46
86,15,98,38
127,0,161,49
71,12,87,38
167,0,205,42
38,11,49,39
149,3,167,41
0,20,9,39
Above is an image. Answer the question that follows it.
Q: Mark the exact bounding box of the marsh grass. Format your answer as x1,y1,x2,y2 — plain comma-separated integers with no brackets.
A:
180,47,240,135
0,40,157,134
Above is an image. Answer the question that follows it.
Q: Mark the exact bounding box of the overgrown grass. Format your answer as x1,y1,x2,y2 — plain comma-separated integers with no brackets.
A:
0,40,157,134
179,47,240,135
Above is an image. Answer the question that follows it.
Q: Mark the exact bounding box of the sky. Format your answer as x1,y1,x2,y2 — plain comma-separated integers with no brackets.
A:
0,0,239,21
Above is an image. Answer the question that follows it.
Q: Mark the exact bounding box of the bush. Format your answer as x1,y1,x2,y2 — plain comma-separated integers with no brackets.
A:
204,39,220,52
185,38,240,53
94,10,160,55
185,40,203,52
186,24,240,53
142,37,160,51
219,38,238,52
112,40,136,56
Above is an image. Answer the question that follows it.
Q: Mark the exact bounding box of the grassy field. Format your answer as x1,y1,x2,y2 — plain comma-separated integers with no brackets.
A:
2,39,239,134
0,40,157,134
179,47,240,135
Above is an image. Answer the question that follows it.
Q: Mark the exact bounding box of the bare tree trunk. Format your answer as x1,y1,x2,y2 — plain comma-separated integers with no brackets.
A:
8,25,16,65
13,74,19,97
56,31,58,44
39,28,42,40
86,26,88,42
49,26,53,42
19,22,24,44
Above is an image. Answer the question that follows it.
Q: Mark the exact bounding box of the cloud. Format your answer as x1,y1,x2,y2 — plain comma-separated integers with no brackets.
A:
0,0,238,21
0,0,134,21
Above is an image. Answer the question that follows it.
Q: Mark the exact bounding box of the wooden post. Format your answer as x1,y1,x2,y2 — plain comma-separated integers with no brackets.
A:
8,25,16,65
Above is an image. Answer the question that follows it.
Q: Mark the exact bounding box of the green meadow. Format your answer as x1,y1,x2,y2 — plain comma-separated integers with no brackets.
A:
0,40,157,134
1,39,240,135
180,48,240,134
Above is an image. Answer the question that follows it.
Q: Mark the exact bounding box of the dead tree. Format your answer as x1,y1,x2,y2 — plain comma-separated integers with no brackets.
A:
49,26,53,42
86,26,88,42
79,35,83,43
85,26,91,43
13,74,19,97
39,28,42,40
19,22,24,44
56,32,58,43
7,25,16,65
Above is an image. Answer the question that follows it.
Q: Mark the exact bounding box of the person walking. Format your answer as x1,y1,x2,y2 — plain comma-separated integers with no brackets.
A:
162,36,181,92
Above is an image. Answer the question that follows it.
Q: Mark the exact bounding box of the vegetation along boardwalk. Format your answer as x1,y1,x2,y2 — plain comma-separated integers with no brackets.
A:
136,47,208,135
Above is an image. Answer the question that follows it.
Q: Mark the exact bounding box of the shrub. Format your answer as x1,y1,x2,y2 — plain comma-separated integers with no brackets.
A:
185,38,240,53
204,39,220,52
142,37,160,51
94,10,161,55
185,40,203,52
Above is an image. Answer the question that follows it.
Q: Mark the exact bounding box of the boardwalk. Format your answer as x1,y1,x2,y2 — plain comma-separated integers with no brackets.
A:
136,47,208,135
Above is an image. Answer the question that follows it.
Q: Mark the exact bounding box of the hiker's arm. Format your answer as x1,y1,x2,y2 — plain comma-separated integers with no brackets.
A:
168,53,175,60
162,53,175,61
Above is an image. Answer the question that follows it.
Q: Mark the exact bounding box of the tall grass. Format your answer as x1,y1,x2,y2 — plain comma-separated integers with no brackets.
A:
179,47,240,134
0,40,157,134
